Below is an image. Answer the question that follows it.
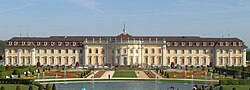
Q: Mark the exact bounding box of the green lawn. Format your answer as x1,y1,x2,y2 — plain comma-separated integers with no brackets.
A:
214,85,250,90
0,84,38,90
113,70,137,78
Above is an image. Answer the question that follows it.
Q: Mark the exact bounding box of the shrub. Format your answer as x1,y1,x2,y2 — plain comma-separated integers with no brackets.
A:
0,86,4,90
38,84,43,90
52,84,56,90
219,86,223,90
28,85,33,90
0,71,13,78
16,86,20,90
46,84,49,90
232,87,236,90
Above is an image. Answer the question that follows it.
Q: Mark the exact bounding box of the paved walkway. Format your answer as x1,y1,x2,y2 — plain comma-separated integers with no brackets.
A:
86,70,99,78
150,70,163,79
135,71,149,78
100,71,115,79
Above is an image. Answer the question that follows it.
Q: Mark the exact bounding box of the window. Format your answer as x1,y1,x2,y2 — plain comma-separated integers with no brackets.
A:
203,50,206,54
136,57,139,64
123,49,126,53
233,50,236,54
196,50,199,54
73,50,76,53
22,49,25,53
95,56,98,65
130,49,133,54
167,50,170,54
158,49,161,53
27,57,31,64
158,57,161,65
58,57,61,64
51,49,54,53
89,49,92,54
220,57,223,65
152,56,155,65
117,49,120,54
174,57,177,64
66,49,69,53
182,50,185,54
44,49,47,54
145,56,148,65
174,50,177,54
80,50,83,53
58,50,61,53
152,49,155,54
220,50,223,54
50,57,54,64
189,50,192,54
112,49,115,54
188,57,192,65
203,57,206,65
181,57,185,65
72,57,76,64
167,57,171,65
210,49,214,54
239,57,242,65
95,49,98,54
225,50,229,54
239,50,242,54
101,49,105,54
136,50,139,53
130,56,133,65
196,57,199,65
145,49,148,54
65,57,68,64
36,50,40,53
44,57,47,64
225,57,229,64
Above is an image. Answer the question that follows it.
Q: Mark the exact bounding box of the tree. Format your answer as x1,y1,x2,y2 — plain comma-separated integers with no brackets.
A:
232,87,236,90
219,86,223,90
38,84,43,90
16,86,20,90
46,84,49,90
1,86,4,90
247,50,250,61
52,84,56,90
28,85,33,90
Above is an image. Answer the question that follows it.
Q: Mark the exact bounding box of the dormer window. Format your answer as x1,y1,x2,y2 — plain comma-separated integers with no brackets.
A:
239,42,242,46
14,42,18,46
73,42,77,46
189,42,192,46
21,42,26,46
211,42,214,46
220,42,223,46
166,42,170,46
8,42,12,46
181,42,185,46
51,42,55,46
65,42,69,46
58,42,62,46
174,42,178,46
225,42,229,46
27,42,31,46
195,42,199,46
37,42,40,46
44,42,47,46
203,42,206,46
233,42,236,46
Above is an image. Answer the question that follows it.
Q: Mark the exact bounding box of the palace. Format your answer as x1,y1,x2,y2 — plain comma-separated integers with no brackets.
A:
4,31,248,67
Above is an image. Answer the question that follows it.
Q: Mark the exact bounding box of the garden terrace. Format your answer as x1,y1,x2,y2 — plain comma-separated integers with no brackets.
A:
94,71,105,78
144,71,156,78
113,70,137,78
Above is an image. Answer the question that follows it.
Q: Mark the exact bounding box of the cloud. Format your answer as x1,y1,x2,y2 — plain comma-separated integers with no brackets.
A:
65,0,101,11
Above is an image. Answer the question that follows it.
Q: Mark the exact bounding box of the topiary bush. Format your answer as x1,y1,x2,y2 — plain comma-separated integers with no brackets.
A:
0,86,4,90
52,84,56,90
16,86,20,90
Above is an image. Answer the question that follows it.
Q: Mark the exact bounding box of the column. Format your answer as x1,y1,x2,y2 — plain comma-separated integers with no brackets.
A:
243,49,247,67
18,49,21,65
229,49,232,66
162,45,166,66
4,49,8,65
31,48,36,66
84,45,88,66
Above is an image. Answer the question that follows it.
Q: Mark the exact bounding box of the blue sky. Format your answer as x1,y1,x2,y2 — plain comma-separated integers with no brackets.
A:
0,0,250,46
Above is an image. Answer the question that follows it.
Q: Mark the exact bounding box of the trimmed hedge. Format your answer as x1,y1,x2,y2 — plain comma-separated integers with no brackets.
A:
0,79,34,85
0,71,13,78
215,67,241,75
219,79,250,85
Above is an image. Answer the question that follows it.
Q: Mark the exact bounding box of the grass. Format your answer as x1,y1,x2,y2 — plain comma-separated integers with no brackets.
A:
113,70,137,78
0,84,38,90
214,85,250,90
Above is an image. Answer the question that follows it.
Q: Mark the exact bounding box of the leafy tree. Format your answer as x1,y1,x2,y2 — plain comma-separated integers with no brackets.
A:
247,50,250,61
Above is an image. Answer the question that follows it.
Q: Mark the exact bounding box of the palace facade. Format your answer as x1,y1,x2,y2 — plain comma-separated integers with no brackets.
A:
4,32,248,67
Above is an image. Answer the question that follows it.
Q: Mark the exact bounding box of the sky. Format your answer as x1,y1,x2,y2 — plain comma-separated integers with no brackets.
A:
0,0,249,46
